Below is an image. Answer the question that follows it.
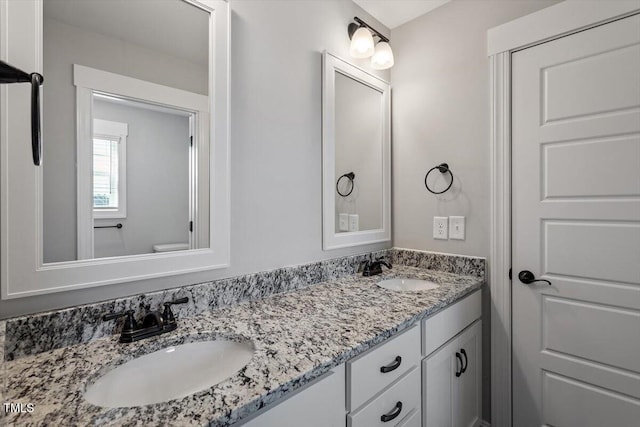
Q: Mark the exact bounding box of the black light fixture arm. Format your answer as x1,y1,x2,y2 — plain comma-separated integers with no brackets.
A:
0,60,44,166
348,16,390,43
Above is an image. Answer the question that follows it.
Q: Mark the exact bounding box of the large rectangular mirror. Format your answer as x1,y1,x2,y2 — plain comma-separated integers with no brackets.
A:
42,0,210,262
0,0,229,298
322,52,391,250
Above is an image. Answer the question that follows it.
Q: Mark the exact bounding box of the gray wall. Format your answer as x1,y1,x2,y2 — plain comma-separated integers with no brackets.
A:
390,0,559,257
2,0,390,318
93,99,190,258
389,0,560,421
42,15,207,263
334,72,383,232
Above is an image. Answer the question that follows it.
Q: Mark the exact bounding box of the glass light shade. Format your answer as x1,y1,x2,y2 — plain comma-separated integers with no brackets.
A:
371,41,394,70
349,27,375,58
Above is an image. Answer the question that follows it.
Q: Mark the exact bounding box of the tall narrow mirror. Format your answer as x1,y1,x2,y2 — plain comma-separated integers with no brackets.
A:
322,52,391,250
42,0,210,263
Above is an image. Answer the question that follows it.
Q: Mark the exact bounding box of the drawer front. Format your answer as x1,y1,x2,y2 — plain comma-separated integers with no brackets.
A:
348,366,421,427
396,408,421,427
347,325,421,411
422,290,481,357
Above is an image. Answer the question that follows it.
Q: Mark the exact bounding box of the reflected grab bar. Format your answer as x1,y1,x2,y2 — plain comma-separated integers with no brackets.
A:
94,223,123,229
0,60,44,166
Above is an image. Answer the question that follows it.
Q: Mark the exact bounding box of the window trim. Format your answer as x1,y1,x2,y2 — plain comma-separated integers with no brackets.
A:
92,118,128,219
74,65,210,260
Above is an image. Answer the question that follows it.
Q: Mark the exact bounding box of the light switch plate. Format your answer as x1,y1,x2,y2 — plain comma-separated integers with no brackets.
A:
339,213,349,232
433,216,448,240
449,216,465,240
348,214,359,232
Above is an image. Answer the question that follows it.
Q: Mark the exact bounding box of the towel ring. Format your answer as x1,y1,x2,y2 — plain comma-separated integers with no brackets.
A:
424,163,453,194
336,172,355,197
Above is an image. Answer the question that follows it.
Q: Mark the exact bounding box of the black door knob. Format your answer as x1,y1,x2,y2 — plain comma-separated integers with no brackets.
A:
518,270,551,286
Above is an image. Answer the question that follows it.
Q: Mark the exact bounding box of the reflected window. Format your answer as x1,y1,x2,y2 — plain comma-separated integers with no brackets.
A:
93,119,127,218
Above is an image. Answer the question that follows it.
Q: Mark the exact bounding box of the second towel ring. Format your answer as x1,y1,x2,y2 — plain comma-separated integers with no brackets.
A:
424,163,454,194
336,172,355,197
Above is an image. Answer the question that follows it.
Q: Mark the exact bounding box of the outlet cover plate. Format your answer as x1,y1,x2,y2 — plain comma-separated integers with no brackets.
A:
433,216,448,240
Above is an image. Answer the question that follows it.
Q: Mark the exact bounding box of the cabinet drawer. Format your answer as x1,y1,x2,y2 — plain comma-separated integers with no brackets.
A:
422,290,481,357
396,408,421,427
347,325,421,411
348,366,421,427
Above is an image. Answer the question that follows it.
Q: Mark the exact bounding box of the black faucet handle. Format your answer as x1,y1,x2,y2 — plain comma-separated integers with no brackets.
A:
164,297,189,306
375,256,392,269
102,309,138,332
162,297,189,324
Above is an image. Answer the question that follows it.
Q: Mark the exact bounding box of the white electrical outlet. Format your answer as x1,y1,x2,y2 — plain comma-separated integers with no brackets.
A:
433,216,448,240
348,214,359,232
339,213,349,232
449,216,465,240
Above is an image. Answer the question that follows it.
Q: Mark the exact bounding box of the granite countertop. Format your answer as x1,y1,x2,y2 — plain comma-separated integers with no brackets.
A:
2,266,482,426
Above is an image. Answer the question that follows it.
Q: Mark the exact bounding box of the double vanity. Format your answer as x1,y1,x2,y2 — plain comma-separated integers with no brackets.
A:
1,250,484,426
0,2,484,426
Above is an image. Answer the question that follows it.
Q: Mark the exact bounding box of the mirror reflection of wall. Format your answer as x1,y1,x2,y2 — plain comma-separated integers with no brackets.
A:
334,72,383,233
92,95,190,259
42,0,209,263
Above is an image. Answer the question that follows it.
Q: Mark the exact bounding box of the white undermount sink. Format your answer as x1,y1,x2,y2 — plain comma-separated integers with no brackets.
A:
377,278,440,292
84,339,254,408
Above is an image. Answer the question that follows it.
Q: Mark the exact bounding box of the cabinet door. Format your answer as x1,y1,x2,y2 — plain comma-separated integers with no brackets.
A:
454,320,482,427
240,364,345,427
423,337,459,427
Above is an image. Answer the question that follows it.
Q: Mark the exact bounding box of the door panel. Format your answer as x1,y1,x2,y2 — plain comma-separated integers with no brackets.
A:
512,13,640,426
543,296,640,373
543,220,640,283
542,43,640,123
543,135,640,199
542,372,640,427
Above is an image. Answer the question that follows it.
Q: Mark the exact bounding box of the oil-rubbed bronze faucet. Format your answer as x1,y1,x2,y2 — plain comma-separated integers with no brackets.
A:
103,297,189,343
360,256,392,277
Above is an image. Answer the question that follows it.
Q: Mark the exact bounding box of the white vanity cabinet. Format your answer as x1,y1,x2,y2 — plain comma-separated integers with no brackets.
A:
240,364,346,427
422,291,482,427
346,325,422,427
239,290,482,427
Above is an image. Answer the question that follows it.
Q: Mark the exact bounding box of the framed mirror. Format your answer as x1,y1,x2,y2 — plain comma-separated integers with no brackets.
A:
322,52,391,250
0,0,229,298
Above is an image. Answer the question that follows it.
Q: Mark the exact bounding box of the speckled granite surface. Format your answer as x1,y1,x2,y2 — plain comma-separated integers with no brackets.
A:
390,248,486,279
4,250,389,361
3,248,485,362
2,265,482,426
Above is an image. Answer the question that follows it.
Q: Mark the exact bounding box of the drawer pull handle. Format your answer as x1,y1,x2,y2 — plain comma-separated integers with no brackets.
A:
455,352,463,377
380,401,403,422
380,356,402,373
460,348,468,374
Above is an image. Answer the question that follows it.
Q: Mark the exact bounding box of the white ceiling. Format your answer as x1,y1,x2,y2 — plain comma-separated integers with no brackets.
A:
353,0,451,29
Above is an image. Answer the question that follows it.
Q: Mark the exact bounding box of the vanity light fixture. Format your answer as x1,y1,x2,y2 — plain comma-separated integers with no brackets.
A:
371,41,395,70
347,17,394,69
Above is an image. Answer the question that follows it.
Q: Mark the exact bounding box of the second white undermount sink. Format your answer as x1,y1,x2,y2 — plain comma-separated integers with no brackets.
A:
84,339,254,408
377,278,440,292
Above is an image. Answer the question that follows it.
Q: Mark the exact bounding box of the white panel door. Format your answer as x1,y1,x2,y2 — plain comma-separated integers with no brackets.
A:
512,13,640,427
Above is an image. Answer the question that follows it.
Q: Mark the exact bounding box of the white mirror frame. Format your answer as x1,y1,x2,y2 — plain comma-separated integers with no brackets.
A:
0,0,230,299
322,52,391,250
